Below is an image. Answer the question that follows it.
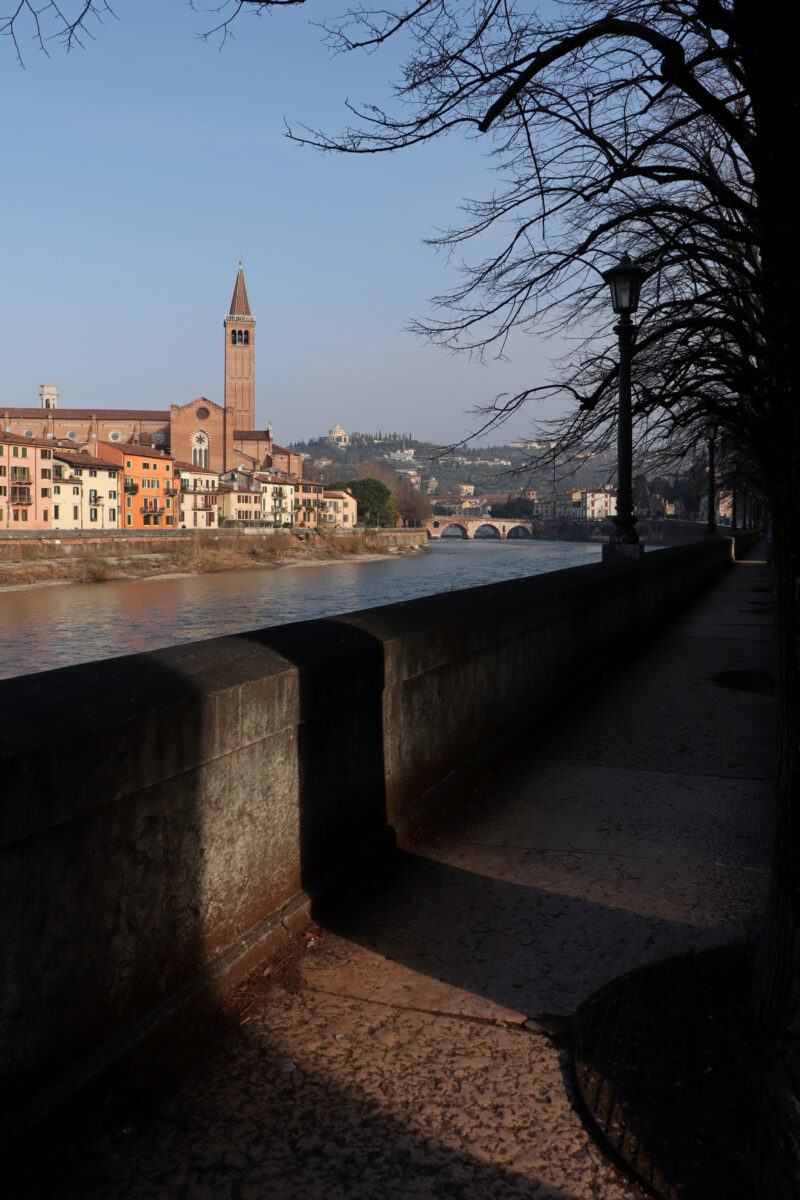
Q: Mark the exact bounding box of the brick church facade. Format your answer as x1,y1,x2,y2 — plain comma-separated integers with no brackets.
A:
1,266,301,478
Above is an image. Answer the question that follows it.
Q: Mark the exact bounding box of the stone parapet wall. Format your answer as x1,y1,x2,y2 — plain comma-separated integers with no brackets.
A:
0,538,735,1140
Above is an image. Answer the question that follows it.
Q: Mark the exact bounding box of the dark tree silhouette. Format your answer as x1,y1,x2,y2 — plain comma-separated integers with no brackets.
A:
391,476,432,526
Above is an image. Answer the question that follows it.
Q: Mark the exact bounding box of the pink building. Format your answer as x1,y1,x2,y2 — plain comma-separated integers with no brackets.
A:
0,434,55,530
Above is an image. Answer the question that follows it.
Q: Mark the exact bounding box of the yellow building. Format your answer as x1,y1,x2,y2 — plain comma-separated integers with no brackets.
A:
321,489,359,529
52,449,121,530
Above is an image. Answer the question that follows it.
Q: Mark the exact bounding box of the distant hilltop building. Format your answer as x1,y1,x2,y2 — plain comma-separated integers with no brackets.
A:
2,265,300,478
328,424,350,447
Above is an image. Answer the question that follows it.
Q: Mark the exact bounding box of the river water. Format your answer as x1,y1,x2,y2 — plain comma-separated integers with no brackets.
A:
0,539,603,680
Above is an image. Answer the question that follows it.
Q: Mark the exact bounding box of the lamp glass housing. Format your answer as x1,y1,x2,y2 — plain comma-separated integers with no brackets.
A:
603,254,647,315
705,420,719,441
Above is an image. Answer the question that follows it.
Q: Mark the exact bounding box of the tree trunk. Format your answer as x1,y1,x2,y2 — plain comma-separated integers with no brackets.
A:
738,3,800,1189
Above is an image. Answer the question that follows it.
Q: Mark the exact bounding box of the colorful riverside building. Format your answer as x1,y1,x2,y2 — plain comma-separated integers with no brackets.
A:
96,443,176,529
321,489,358,530
1,266,303,479
0,434,55,529
175,463,219,529
51,449,121,530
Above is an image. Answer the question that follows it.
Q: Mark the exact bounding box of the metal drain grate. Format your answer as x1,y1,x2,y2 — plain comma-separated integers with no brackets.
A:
573,946,754,1200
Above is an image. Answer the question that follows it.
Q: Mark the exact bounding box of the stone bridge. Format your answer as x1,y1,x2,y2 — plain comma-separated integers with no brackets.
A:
425,516,542,539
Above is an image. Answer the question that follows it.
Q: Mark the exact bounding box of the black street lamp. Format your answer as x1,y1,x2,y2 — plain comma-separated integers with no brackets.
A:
705,421,719,534
602,253,648,561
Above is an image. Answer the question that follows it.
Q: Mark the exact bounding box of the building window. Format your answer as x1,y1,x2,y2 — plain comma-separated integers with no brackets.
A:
89,469,97,477
109,490,117,499
90,508,98,522
126,496,132,508
143,462,150,470
109,508,116,522
43,510,49,522
54,505,59,519
231,330,236,345
192,430,209,469
73,486,80,495
41,487,51,498
243,330,249,346
73,506,79,519
126,459,132,468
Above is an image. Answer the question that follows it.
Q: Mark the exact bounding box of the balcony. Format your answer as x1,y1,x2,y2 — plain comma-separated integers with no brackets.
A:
10,468,31,483
124,481,139,495
10,488,32,505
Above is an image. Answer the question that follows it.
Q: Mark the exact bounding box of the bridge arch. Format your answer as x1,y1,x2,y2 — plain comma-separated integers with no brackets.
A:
473,523,502,539
506,524,532,540
439,522,469,539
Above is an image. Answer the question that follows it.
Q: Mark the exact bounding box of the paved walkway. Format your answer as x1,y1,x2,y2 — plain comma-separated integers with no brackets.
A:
11,546,776,1200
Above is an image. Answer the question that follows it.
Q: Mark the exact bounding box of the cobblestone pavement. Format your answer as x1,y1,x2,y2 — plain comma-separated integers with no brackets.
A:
9,547,775,1200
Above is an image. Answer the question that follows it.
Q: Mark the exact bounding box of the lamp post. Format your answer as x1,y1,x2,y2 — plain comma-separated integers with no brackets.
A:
601,253,648,561
705,421,718,534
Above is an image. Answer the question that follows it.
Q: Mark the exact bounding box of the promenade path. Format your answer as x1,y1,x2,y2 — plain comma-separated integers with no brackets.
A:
11,545,776,1200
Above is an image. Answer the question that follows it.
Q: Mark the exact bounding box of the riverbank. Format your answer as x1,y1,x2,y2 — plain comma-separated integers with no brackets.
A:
0,531,427,591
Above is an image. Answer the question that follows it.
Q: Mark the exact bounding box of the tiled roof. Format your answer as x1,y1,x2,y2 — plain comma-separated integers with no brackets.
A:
174,461,218,473
0,433,67,450
52,451,120,471
228,264,251,317
97,441,173,460
233,430,271,441
1,408,169,421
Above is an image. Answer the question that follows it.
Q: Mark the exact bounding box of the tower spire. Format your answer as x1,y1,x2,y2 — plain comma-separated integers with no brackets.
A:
229,262,251,317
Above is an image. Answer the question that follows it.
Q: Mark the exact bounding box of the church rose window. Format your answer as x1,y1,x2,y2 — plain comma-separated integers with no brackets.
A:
68,431,77,440
110,431,121,442
196,407,209,420
24,429,33,437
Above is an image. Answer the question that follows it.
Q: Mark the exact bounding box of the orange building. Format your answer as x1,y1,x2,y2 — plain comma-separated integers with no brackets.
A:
97,443,177,529
2,266,303,480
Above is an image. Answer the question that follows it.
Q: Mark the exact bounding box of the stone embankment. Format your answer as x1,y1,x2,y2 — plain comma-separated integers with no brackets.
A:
0,535,747,1154
4,536,773,1200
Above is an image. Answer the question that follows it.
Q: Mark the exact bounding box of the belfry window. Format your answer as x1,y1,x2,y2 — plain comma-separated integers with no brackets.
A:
243,330,249,346
231,330,237,346
237,329,244,345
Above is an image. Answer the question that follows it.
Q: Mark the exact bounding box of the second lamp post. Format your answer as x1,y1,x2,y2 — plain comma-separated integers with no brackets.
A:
602,253,648,561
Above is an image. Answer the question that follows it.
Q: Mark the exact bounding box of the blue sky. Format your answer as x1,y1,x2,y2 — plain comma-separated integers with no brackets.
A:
0,1,569,445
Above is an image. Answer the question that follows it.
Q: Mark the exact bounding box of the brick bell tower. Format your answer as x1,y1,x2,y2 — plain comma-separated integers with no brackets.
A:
224,264,256,462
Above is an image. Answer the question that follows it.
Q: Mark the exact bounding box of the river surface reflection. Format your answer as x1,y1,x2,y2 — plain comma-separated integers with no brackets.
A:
0,539,603,680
